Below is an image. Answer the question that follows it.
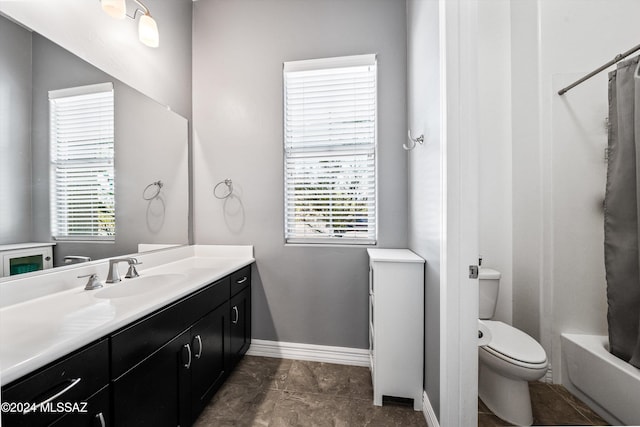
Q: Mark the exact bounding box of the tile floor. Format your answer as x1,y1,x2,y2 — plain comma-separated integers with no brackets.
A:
194,356,427,427
479,382,610,426
194,355,610,427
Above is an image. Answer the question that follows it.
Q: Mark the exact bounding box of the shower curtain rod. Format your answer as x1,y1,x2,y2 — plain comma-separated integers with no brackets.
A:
558,42,640,95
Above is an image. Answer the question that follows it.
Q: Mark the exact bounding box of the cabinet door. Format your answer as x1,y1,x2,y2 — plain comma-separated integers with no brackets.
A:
190,301,229,422
229,286,251,367
112,329,191,427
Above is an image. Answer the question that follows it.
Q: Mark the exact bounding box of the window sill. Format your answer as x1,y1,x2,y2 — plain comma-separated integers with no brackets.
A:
51,238,115,244
284,241,377,248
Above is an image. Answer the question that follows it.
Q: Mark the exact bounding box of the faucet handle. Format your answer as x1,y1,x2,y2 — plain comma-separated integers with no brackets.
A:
78,273,104,291
125,258,142,279
125,263,141,279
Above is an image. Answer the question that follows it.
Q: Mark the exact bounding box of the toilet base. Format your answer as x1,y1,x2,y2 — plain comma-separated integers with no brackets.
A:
479,362,533,426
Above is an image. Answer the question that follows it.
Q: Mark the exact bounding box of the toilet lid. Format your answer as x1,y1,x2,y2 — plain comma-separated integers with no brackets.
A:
484,321,547,364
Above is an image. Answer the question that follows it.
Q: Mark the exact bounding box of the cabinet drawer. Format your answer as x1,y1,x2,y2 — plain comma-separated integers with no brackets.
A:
230,265,251,296
2,340,108,427
111,277,230,379
49,385,110,427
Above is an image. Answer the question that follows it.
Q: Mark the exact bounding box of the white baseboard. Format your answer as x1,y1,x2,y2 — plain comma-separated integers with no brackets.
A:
422,391,440,427
246,339,369,367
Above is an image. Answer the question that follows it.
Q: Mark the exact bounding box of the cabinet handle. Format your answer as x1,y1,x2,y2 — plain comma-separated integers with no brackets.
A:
232,306,239,324
95,412,106,427
236,276,248,284
182,343,192,369
23,377,81,414
194,334,203,359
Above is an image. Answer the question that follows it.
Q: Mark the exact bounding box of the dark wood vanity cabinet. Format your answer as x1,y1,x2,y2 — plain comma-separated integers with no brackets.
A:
1,264,252,427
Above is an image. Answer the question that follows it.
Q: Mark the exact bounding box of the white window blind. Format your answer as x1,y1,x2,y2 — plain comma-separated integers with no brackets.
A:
49,83,115,241
284,54,377,245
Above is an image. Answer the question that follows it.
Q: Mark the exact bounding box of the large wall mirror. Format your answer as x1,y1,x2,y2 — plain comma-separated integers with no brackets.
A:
0,13,189,275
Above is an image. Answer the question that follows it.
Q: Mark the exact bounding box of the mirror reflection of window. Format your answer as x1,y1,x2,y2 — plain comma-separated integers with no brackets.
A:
49,82,115,241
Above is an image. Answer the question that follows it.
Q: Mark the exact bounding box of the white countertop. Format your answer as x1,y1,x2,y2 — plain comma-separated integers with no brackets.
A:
0,242,56,251
0,245,254,385
367,248,424,263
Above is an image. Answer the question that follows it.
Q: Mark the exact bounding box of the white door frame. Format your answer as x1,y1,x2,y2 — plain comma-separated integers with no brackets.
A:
439,0,479,426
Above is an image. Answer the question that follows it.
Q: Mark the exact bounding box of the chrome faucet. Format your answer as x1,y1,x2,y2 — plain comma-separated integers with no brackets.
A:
106,258,142,283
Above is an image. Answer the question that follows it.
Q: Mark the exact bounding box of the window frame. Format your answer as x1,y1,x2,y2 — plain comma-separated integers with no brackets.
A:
283,54,378,246
49,82,116,242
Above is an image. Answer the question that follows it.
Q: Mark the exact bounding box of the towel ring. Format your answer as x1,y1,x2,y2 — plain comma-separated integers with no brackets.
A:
214,179,233,199
143,180,163,200
403,130,425,151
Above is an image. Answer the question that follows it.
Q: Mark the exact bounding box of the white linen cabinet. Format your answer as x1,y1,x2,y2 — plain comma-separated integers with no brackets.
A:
367,248,424,410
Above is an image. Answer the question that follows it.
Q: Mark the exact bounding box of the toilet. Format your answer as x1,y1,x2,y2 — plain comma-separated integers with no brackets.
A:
478,268,548,426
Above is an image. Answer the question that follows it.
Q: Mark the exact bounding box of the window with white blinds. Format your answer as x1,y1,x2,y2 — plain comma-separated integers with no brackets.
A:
49,83,115,241
284,54,377,245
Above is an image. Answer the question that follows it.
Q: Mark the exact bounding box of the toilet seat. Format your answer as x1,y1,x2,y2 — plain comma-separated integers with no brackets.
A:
481,321,547,368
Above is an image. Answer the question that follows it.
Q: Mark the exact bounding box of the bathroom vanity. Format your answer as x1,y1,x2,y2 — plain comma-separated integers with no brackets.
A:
0,245,253,427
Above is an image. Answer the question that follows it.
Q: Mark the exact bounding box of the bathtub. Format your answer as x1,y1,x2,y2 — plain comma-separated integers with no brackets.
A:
562,333,640,425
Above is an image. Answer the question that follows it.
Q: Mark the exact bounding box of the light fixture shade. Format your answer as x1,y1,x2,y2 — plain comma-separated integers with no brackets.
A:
101,0,126,19
138,14,159,48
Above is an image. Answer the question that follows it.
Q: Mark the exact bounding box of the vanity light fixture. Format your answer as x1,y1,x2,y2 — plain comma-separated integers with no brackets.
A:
137,11,159,48
101,0,126,19
100,0,159,48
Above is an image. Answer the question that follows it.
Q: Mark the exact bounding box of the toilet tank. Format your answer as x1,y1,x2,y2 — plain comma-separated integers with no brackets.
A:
478,268,501,319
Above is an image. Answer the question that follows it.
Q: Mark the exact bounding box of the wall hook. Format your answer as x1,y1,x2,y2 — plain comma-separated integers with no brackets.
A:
404,130,424,151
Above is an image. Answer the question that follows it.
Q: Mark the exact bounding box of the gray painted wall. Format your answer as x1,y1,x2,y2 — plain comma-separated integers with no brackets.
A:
192,0,408,348
0,17,32,244
29,34,189,266
407,0,441,418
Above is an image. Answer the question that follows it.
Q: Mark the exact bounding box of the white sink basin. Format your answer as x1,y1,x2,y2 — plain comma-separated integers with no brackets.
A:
94,274,186,299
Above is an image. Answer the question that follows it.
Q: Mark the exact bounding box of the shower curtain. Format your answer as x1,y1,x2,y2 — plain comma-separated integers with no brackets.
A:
605,55,640,369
